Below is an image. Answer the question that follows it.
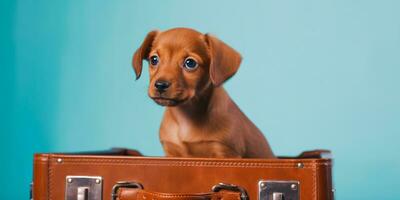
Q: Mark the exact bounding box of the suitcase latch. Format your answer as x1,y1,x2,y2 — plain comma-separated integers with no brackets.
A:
258,180,299,200
65,176,103,200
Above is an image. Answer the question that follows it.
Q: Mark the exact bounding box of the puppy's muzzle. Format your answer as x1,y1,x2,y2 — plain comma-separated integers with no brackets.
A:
154,80,170,93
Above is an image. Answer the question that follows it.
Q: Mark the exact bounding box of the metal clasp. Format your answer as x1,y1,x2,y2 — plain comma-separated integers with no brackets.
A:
111,181,143,200
65,176,103,200
259,180,299,200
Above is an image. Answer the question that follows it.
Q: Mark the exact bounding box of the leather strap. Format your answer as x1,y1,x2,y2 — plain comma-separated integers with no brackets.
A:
117,188,242,200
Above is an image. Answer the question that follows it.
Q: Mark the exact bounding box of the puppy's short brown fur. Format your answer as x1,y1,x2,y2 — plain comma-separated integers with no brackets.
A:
133,28,275,158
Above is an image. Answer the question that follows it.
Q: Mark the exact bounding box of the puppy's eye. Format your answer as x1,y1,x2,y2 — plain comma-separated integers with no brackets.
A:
149,55,159,66
184,58,198,70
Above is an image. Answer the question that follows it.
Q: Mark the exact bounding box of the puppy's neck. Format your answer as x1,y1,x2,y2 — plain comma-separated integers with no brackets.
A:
168,85,228,124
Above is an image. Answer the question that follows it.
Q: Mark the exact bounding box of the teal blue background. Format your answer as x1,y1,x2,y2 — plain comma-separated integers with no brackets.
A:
1,0,399,199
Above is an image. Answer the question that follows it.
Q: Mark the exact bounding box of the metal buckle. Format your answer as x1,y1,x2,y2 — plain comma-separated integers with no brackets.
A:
65,176,103,200
258,180,299,200
212,183,249,200
111,181,143,200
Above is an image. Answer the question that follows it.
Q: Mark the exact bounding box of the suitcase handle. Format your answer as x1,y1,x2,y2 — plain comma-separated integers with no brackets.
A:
111,182,248,200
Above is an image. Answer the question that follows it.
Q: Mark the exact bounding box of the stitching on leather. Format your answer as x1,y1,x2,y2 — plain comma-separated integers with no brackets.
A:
53,157,331,164
63,160,325,165
63,159,331,166
52,159,330,168
312,163,316,200
58,163,310,169
315,163,319,200
48,155,53,200
63,160,303,165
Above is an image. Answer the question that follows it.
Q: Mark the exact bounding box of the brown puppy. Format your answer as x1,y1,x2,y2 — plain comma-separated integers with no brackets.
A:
133,28,275,158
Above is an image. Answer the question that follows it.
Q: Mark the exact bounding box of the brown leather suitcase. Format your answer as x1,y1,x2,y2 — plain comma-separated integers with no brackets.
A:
32,148,334,200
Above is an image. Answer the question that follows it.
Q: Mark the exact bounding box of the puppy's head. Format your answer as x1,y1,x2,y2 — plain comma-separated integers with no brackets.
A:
133,28,242,106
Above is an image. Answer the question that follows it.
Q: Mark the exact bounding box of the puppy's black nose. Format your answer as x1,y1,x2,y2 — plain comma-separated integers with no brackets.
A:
154,80,170,92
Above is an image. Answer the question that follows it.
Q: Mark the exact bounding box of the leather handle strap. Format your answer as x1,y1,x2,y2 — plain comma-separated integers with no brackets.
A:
112,182,248,200
117,188,242,200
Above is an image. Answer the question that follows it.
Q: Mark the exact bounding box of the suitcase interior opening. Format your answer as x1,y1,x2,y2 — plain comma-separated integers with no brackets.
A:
32,148,334,200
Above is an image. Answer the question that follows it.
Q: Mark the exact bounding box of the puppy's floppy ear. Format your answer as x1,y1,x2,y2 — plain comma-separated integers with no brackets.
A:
205,34,242,86
132,30,158,80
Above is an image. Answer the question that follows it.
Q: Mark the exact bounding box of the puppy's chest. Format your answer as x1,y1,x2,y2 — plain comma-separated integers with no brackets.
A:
160,121,204,145
160,119,221,155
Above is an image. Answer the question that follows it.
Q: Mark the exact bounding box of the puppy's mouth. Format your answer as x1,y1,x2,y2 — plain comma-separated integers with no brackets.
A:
151,97,186,106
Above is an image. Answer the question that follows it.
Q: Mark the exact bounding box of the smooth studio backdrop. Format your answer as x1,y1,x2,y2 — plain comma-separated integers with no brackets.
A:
1,0,399,199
